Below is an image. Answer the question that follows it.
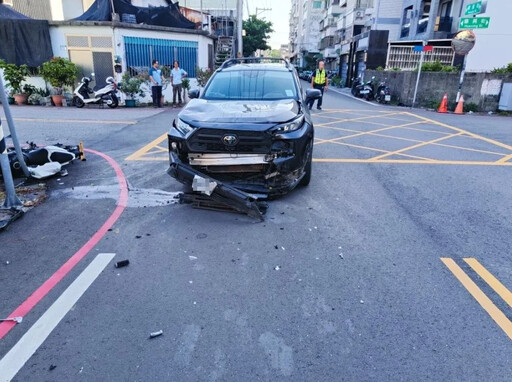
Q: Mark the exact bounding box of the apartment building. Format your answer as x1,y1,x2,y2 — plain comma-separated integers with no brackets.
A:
387,0,464,70
289,0,323,67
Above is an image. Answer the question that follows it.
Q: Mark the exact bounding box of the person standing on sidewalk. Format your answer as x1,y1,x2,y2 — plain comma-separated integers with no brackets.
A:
308,60,328,111
171,61,188,108
149,60,165,108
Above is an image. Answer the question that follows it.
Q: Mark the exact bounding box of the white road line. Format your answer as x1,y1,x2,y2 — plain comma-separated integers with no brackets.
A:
0,253,115,382
328,87,381,107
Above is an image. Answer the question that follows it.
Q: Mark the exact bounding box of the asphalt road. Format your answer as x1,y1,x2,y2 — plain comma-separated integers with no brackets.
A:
1,88,512,381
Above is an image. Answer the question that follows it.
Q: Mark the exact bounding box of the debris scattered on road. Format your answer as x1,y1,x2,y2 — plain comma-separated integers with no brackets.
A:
281,246,285,251
115,260,130,268
360,300,364,304
49,365,57,371
274,265,281,271
189,256,197,260
339,253,344,259
135,235,142,239
0,316,22,324
149,330,163,338
5,261,9,265
274,245,279,249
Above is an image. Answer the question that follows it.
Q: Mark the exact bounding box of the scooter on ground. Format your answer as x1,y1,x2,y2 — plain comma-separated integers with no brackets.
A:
73,75,119,108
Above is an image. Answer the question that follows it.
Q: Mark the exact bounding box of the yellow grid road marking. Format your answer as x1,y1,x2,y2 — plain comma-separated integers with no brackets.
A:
496,153,512,164
315,121,424,146
464,258,512,308
126,133,167,161
441,258,512,341
368,132,463,161
124,109,512,166
13,118,137,125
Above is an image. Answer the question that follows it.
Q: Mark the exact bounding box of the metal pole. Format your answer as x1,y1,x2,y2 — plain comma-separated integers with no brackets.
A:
0,75,30,178
412,42,426,108
373,0,381,30
237,0,243,56
200,0,203,31
0,120,22,208
456,54,467,102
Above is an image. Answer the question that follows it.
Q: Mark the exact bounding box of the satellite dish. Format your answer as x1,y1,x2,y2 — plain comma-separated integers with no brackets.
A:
452,30,476,56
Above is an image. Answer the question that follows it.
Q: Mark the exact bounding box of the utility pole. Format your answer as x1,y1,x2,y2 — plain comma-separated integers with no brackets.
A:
0,119,22,208
200,0,203,31
237,0,243,56
0,74,30,178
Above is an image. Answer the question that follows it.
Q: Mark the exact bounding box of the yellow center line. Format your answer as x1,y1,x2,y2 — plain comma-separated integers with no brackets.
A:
126,133,167,161
464,258,512,308
368,132,462,161
13,118,137,125
441,258,512,341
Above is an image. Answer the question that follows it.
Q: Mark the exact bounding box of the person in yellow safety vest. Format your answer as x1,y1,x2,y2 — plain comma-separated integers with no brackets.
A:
308,60,328,111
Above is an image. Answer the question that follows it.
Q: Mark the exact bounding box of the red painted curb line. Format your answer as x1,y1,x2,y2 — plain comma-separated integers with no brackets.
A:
0,148,128,340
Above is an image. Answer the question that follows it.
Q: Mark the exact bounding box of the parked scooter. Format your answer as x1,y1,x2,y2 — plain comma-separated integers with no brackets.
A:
351,77,374,100
375,80,391,104
73,75,119,108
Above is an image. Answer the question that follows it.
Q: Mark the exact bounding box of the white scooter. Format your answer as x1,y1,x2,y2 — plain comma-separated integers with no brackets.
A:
73,75,119,108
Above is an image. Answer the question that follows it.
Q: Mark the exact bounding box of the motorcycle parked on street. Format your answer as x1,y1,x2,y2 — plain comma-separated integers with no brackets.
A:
351,77,374,100
73,75,119,108
375,80,392,104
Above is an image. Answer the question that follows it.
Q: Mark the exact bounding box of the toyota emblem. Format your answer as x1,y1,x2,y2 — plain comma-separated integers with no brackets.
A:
222,134,239,146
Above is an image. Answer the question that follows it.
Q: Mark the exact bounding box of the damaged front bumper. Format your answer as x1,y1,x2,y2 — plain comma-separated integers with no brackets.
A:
167,152,267,220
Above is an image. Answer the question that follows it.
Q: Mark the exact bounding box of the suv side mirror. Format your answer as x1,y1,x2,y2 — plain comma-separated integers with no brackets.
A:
305,88,322,101
188,89,200,99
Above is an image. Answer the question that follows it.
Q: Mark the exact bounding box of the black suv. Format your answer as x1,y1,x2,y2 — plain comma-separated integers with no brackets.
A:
167,58,321,218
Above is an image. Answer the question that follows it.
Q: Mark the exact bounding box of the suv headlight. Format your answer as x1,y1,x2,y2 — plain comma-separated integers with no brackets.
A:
175,119,195,136
273,115,305,133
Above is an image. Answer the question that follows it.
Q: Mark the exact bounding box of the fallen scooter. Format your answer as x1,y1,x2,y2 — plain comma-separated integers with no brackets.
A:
73,75,119,108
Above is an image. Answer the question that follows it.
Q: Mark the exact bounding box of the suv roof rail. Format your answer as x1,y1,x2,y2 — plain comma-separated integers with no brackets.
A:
219,57,294,71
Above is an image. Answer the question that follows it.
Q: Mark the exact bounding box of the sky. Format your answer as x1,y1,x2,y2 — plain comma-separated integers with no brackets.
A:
244,0,291,49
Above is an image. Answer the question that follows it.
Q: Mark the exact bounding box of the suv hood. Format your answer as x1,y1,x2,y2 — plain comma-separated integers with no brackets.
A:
180,99,300,124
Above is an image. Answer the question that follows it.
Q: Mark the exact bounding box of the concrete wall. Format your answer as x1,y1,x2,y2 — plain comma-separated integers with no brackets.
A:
365,69,512,111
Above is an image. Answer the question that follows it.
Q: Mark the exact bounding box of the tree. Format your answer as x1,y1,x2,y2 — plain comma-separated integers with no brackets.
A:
242,15,274,57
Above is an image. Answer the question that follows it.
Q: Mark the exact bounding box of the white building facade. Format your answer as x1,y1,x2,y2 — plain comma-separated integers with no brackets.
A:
289,0,323,67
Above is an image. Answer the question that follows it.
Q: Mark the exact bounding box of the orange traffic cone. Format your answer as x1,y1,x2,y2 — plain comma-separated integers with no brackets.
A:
454,94,464,114
437,93,448,113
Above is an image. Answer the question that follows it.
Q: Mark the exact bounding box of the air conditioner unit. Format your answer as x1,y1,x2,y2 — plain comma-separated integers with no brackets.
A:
355,11,363,18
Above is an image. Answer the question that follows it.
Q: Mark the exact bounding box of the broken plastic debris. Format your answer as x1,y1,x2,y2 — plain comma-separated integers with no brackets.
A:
274,265,281,270
192,175,217,196
0,316,23,324
281,246,285,251
5,261,10,265
115,260,130,268
360,300,364,304
189,256,197,260
149,330,163,338
339,253,344,259
49,365,57,371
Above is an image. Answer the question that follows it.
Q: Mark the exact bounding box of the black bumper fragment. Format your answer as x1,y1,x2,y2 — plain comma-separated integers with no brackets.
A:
167,152,267,220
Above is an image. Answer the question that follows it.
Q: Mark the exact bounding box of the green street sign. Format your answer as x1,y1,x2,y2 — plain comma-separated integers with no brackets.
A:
459,16,490,29
465,1,482,15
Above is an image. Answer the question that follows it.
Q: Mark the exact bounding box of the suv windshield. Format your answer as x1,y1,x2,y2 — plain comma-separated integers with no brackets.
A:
203,70,298,101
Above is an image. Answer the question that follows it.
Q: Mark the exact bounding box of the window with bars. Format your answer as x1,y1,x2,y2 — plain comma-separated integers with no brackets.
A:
387,46,454,70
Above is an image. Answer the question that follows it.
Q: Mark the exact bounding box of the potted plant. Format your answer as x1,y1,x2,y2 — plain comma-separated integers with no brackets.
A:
0,60,30,105
181,78,190,103
196,67,212,87
119,72,145,107
40,57,78,106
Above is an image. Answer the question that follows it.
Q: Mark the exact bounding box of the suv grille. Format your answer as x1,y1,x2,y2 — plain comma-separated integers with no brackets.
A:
188,129,271,153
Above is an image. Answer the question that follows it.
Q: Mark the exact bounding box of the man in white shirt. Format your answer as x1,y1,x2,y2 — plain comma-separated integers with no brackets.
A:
171,60,188,107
